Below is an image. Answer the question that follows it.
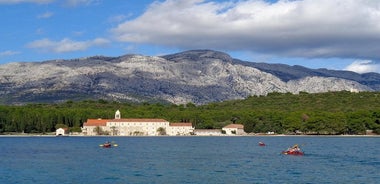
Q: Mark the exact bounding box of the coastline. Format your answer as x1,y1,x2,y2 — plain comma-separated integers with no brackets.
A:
1,133,379,137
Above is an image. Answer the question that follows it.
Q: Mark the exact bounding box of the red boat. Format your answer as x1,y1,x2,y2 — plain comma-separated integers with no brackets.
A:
102,143,112,148
282,144,303,155
258,142,266,146
282,150,304,155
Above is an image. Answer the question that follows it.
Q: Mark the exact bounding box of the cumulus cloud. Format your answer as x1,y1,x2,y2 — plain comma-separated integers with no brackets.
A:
111,0,380,60
26,38,110,53
344,60,380,74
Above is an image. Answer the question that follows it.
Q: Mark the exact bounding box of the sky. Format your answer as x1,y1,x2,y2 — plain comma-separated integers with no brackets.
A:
1,0,380,74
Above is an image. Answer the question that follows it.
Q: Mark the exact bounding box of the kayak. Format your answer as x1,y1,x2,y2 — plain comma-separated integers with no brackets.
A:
282,150,304,155
99,143,118,148
102,143,112,148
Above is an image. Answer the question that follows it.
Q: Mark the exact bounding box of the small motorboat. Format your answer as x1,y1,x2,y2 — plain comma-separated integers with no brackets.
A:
258,142,266,146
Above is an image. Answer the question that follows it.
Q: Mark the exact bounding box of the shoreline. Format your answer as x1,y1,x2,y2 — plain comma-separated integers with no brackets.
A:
1,133,379,137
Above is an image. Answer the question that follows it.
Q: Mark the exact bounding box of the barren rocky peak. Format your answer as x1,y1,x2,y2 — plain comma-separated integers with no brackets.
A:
0,50,377,105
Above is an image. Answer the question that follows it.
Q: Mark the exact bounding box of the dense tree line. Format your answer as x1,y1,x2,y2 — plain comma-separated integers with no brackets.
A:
1,91,380,135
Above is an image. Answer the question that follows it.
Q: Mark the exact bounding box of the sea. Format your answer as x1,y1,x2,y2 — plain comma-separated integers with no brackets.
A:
0,136,379,184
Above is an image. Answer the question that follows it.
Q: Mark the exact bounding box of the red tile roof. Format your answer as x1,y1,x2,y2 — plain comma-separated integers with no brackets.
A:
83,119,108,126
223,124,244,129
83,118,169,126
109,119,168,122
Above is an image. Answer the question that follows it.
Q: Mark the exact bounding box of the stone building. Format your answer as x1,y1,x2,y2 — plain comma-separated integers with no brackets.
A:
56,128,68,136
222,124,245,135
82,110,194,136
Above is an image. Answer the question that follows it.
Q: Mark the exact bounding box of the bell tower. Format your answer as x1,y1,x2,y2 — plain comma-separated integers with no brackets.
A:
115,110,121,119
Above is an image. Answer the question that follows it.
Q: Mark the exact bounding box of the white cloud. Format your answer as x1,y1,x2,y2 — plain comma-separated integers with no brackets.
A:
0,50,20,57
37,11,54,19
26,38,110,53
107,14,128,24
344,60,380,74
111,0,380,60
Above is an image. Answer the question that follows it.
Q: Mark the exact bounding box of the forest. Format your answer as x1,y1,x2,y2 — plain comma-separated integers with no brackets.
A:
1,91,380,135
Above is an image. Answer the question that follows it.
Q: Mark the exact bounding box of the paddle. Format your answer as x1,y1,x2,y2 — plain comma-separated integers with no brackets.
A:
99,141,118,147
111,141,118,147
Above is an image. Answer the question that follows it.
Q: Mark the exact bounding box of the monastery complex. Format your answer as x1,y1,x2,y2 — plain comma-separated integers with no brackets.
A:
81,110,245,136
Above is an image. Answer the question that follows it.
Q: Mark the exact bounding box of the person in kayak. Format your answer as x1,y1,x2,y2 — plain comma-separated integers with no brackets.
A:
103,141,111,147
282,144,304,155
288,144,300,152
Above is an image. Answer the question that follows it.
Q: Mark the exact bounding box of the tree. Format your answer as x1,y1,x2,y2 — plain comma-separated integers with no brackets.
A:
110,126,118,136
94,126,103,135
157,127,166,135
70,126,82,133
55,123,68,129
0,91,379,135
231,117,239,124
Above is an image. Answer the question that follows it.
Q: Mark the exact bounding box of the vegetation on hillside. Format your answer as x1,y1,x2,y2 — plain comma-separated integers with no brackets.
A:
0,91,379,135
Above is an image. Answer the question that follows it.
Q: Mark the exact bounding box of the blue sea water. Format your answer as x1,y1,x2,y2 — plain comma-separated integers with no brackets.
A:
0,136,379,184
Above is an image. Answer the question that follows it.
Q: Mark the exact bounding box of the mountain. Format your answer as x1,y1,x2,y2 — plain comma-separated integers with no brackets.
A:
0,50,378,105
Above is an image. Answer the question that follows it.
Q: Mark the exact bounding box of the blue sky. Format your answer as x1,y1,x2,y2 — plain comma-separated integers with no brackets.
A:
1,0,380,74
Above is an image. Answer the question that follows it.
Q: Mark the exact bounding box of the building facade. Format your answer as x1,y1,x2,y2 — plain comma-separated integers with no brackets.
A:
167,123,194,136
56,128,68,136
194,129,223,136
82,110,194,136
222,124,245,135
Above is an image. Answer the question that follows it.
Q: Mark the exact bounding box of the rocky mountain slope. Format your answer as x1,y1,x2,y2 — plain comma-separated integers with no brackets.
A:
0,50,377,105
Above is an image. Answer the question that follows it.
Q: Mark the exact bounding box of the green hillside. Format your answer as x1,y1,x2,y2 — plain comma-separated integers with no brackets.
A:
1,91,379,135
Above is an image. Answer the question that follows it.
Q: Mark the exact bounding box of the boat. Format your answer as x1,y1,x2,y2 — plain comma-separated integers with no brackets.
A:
281,150,304,155
100,142,112,148
102,143,112,148
99,142,118,148
258,142,266,146
282,144,304,155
